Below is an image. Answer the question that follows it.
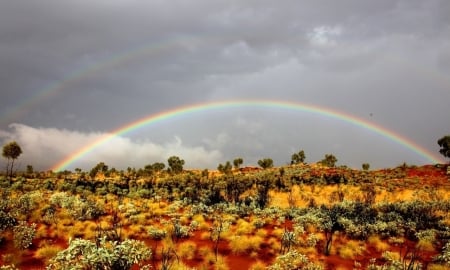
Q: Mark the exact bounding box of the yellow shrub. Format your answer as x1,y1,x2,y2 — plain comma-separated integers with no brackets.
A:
338,240,364,260
250,260,267,270
35,244,63,264
427,263,450,270
235,219,253,235
368,235,389,252
199,246,215,265
177,241,197,260
229,235,263,254
200,231,210,240
255,228,268,238
416,239,435,252
267,237,281,254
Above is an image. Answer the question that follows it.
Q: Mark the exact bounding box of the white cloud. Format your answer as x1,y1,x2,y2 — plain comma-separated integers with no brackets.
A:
0,123,222,171
307,25,343,47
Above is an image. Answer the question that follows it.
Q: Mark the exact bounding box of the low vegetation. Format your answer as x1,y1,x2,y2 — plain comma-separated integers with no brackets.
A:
0,140,449,269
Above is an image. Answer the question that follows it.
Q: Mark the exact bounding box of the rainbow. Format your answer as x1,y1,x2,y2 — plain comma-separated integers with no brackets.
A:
51,100,443,171
0,35,210,126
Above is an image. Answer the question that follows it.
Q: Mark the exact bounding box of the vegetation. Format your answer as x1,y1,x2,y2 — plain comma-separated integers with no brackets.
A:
438,135,450,160
2,141,22,179
0,138,449,269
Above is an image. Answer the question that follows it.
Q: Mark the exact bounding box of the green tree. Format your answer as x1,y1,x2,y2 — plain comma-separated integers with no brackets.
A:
89,162,108,179
2,141,22,179
320,154,337,167
291,150,306,165
362,163,370,171
167,156,184,174
258,158,274,169
233,157,243,169
218,161,232,174
438,135,450,160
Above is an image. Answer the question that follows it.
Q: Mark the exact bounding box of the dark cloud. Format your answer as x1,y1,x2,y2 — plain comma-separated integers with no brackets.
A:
1,0,448,170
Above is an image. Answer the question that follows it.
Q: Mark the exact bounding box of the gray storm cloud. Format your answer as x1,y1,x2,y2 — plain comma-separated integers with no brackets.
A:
1,0,449,170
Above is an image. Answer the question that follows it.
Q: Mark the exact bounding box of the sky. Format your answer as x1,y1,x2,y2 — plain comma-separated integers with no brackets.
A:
1,0,449,171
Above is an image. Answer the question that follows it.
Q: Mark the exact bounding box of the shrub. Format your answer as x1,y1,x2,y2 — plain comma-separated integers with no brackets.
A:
267,250,323,270
35,244,62,264
13,221,36,249
47,237,152,270
147,226,167,240
435,241,450,266
177,241,197,260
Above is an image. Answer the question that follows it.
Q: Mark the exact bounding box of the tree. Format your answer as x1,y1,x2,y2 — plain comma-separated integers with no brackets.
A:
233,157,243,169
2,141,22,179
438,135,450,160
362,163,370,171
217,161,232,175
320,154,337,167
258,158,274,169
167,156,184,174
291,150,306,165
89,162,108,179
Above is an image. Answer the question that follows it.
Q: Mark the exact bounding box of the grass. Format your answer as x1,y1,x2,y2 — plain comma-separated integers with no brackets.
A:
177,241,197,260
35,244,63,264
249,260,266,270
229,235,263,254
368,235,390,252
337,240,365,259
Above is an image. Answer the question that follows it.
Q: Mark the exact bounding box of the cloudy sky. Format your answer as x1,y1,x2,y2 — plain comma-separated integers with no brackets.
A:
1,0,449,171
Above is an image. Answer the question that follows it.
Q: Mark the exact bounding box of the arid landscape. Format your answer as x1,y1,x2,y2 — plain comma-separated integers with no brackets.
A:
1,157,449,269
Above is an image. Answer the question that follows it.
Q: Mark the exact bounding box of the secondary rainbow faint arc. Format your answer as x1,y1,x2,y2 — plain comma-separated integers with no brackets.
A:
51,100,443,171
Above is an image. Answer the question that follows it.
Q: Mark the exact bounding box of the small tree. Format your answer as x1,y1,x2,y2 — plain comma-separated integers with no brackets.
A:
167,156,184,174
2,141,22,179
217,161,232,175
258,158,274,169
438,135,450,160
362,163,370,171
320,154,337,167
233,157,243,169
291,150,306,165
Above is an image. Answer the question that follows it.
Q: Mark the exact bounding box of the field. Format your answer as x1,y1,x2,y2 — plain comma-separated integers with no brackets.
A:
0,163,449,269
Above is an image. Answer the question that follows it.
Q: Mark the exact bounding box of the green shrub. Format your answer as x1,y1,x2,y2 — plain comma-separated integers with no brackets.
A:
47,237,152,270
13,221,36,249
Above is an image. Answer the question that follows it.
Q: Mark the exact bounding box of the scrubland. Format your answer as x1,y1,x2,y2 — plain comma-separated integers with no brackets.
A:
0,163,449,269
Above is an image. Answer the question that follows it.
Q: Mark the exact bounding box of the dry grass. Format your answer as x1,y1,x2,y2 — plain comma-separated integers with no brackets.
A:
177,241,197,260
235,219,253,235
427,264,450,270
416,239,436,252
229,235,263,254
368,235,390,252
35,244,63,264
337,240,364,259
249,260,267,270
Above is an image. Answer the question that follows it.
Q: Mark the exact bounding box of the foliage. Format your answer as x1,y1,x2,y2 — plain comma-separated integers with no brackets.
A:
2,141,22,179
167,156,185,174
49,192,104,220
362,163,370,171
267,250,323,270
437,135,450,159
47,237,152,270
291,150,306,165
233,157,243,169
320,154,337,167
218,161,233,175
13,221,36,249
258,158,274,169
435,241,450,266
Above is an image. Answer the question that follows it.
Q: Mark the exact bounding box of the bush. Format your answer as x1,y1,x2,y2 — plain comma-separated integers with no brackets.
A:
47,237,152,270
13,221,36,249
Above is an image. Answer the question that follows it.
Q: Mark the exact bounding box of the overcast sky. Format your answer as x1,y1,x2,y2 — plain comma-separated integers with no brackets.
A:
1,0,449,171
